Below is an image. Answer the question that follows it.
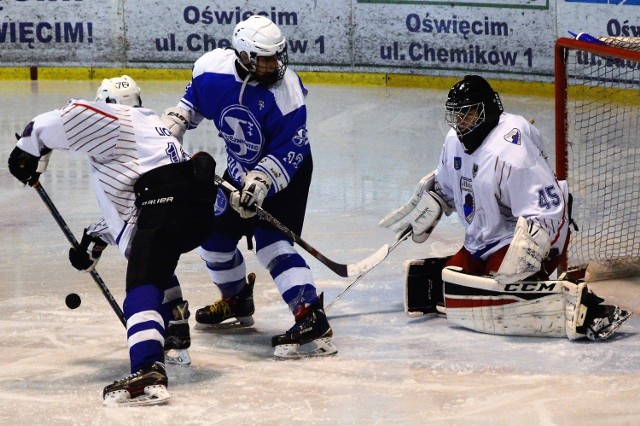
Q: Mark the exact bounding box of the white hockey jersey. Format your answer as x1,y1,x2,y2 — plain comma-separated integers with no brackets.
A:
435,113,569,260
16,100,188,255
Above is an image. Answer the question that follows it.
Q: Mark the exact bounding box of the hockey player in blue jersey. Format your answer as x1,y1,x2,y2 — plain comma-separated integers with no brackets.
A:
162,15,336,358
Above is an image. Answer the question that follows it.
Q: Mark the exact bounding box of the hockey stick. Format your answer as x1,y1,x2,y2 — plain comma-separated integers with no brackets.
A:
32,181,126,328
325,228,412,312
214,175,389,277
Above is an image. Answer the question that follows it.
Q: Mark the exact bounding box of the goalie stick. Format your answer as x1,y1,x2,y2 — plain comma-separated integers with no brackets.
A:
214,175,389,277
33,181,127,328
326,228,412,312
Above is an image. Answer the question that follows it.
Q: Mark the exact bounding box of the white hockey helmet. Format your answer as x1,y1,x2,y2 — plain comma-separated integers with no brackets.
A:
95,75,142,107
232,15,288,84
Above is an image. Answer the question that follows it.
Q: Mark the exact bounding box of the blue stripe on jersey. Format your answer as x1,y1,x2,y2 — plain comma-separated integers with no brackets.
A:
472,240,501,260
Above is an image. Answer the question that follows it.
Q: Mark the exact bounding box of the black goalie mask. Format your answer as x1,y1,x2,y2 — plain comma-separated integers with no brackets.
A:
445,75,504,154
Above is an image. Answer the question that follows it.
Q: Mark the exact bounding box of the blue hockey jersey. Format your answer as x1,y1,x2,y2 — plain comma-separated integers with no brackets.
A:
176,48,310,194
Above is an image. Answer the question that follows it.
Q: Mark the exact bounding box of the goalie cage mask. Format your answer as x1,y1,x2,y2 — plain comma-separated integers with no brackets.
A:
445,75,504,154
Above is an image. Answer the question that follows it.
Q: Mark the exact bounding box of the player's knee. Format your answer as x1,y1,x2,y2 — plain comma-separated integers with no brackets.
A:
446,247,485,275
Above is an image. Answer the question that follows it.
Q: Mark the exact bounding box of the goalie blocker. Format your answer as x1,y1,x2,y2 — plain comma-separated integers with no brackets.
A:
404,260,631,341
404,257,450,317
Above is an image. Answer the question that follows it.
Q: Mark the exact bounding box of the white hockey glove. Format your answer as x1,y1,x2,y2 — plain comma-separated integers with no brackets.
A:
161,107,191,141
493,217,551,284
230,171,272,219
68,228,108,272
378,172,450,243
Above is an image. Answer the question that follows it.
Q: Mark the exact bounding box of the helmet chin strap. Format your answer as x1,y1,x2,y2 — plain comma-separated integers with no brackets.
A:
234,53,282,88
238,72,251,106
236,52,252,71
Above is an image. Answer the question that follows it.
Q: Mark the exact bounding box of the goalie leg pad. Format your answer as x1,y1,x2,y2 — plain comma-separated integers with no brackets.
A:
404,257,449,317
564,281,632,341
493,216,551,284
562,279,587,340
442,267,567,337
441,268,631,340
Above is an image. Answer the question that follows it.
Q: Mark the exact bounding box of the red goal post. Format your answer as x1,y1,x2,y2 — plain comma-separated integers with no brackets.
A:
555,36,640,280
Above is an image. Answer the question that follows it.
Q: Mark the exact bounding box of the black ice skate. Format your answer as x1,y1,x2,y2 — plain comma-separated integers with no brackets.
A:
271,293,338,359
586,305,632,341
195,273,256,329
164,301,191,366
103,361,170,407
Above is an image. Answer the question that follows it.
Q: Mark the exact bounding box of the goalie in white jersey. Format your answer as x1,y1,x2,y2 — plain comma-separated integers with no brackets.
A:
380,75,631,341
162,15,336,359
8,76,218,406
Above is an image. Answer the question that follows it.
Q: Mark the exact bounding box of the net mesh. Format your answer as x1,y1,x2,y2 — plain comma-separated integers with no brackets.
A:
561,37,640,274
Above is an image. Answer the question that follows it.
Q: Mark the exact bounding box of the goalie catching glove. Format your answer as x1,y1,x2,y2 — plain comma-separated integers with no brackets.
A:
493,216,551,284
161,107,191,141
230,171,273,219
68,228,109,272
379,172,451,243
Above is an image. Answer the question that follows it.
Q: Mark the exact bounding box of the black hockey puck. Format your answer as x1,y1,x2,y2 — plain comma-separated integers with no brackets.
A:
65,293,81,310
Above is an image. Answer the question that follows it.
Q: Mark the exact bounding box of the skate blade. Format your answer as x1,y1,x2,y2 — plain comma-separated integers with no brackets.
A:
596,310,633,340
194,316,255,330
165,348,191,366
406,304,445,318
273,337,338,359
103,385,171,407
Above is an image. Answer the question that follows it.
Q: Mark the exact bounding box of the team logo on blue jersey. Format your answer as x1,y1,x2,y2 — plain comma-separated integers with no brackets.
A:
292,126,309,147
214,187,229,217
454,156,462,170
460,177,475,224
504,128,522,145
219,105,264,164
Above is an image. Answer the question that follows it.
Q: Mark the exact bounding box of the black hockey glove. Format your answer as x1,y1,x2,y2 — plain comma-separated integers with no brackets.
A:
68,229,109,272
8,146,41,186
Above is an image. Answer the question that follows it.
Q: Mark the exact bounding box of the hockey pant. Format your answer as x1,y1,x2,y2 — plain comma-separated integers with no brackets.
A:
125,153,216,372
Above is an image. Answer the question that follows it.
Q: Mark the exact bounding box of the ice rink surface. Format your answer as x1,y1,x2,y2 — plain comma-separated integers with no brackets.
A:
1,80,639,425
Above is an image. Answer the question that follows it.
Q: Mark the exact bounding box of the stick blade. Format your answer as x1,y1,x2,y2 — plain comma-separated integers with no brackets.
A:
346,244,390,277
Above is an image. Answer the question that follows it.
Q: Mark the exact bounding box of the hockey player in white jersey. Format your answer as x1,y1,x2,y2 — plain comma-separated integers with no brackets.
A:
162,16,336,358
380,75,631,341
8,76,218,405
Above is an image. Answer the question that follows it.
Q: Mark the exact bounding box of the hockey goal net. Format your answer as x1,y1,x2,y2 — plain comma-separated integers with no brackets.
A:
555,36,640,280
